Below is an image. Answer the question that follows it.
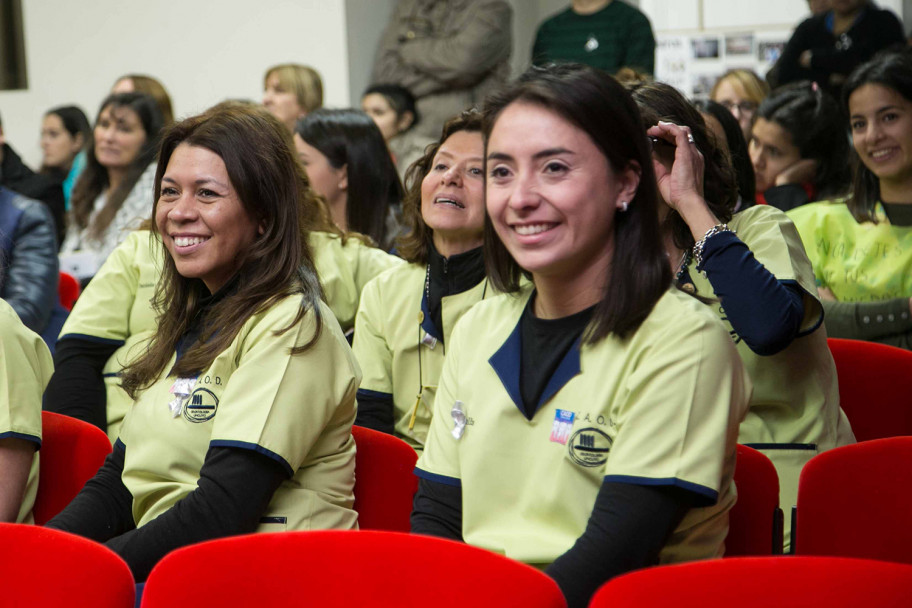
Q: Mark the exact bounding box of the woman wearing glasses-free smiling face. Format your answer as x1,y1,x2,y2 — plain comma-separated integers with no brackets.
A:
411,64,749,608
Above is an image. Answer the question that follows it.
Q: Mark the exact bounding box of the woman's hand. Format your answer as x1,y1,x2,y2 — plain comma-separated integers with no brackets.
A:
775,158,818,187
647,121,706,213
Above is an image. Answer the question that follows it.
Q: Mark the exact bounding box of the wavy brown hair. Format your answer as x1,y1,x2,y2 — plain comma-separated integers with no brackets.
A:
627,80,737,251
483,63,671,342
395,109,483,264
120,104,323,399
70,93,164,242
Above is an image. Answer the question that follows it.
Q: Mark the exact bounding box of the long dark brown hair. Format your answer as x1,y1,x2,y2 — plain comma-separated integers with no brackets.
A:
69,93,164,242
120,104,323,399
627,80,737,251
843,50,912,223
395,110,484,264
483,63,671,342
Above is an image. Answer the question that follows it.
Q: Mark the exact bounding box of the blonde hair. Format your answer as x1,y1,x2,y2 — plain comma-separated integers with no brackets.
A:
115,74,174,124
264,64,324,113
711,69,770,105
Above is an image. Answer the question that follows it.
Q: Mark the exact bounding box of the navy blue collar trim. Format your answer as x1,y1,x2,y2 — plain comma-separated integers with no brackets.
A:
488,312,583,420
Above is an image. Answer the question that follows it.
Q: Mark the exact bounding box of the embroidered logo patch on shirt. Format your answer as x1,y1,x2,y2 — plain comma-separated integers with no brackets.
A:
183,388,219,423
550,409,575,445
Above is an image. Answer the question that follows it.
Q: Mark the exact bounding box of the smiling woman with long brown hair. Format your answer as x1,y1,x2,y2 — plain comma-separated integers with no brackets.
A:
47,104,360,583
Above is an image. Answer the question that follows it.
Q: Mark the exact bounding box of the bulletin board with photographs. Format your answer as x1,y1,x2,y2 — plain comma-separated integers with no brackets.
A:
655,31,789,99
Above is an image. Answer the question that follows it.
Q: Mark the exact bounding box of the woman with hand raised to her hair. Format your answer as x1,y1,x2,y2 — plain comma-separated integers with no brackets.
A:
411,64,750,608
47,104,361,582
629,80,854,550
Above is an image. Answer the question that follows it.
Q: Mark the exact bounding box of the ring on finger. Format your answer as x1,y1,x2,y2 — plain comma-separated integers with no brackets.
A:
686,133,695,144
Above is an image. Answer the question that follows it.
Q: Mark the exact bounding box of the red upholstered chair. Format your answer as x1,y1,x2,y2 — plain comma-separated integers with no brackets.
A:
141,530,567,608
58,271,81,311
0,523,134,607
827,338,912,441
351,425,418,531
34,411,112,525
794,437,912,564
589,556,912,607
726,445,783,556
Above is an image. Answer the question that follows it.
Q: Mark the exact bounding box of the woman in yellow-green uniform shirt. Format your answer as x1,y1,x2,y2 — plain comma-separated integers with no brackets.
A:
353,111,490,449
47,104,360,583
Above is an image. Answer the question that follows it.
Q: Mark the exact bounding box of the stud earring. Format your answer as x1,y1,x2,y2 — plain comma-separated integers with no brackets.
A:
619,201,629,212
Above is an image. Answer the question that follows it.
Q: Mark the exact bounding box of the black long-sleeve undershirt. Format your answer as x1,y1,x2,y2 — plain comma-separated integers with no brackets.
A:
411,478,694,608
354,390,396,435
47,441,287,582
42,336,120,432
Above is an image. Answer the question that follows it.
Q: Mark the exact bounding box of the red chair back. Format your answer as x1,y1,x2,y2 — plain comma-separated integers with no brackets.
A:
142,530,566,608
58,271,81,311
795,437,912,564
827,338,912,441
590,556,912,607
34,411,112,525
351,425,418,531
726,445,783,556
0,523,133,607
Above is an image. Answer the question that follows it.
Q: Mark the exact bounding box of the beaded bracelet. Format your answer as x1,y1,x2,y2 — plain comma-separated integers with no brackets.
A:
693,223,735,267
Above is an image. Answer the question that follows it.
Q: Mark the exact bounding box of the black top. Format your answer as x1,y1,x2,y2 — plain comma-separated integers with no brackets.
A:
425,241,485,344
0,143,66,247
882,201,912,227
777,7,905,97
519,296,593,419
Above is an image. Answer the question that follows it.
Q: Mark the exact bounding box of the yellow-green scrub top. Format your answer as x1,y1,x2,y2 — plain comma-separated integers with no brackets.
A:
0,298,54,523
417,286,750,566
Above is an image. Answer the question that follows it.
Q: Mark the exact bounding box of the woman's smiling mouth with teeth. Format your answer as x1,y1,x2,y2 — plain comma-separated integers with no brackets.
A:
514,223,555,236
173,236,209,247
435,197,464,208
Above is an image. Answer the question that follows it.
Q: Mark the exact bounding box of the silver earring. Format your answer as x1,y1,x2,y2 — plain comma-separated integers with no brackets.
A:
619,201,629,212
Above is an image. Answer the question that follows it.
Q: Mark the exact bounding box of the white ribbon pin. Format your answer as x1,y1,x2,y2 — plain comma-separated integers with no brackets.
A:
451,400,466,440
168,376,198,418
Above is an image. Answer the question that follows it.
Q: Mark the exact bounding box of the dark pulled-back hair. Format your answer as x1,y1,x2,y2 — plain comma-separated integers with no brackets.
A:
756,81,850,200
483,63,671,343
693,99,756,207
843,50,912,223
628,81,737,251
120,104,323,399
70,93,164,241
295,109,403,248
396,109,484,265
41,105,91,172
363,83,420,130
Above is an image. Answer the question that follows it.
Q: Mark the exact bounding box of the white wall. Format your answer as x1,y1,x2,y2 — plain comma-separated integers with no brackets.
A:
0,0,351,168
345,0,397,105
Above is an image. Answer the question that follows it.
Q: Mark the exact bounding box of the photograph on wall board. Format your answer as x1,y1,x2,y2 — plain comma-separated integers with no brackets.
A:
725,34,754,57
692,37,720,59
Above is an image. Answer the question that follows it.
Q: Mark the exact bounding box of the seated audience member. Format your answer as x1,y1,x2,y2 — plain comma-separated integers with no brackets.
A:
0,297,53,523
45,153,399,440
262,63,323,133
46,104,360,582
532,0,656,75
0,185,60,347
789,51,912,349
777,0,904,97
294,109,404,251
352,110,488,448
711,69,770,144
693,99,756,210
59,93,163,282
372,0,512,139
411,64,749,608
0,110,66,247
749,81,851,211
362,83,435,181
630,80,854,548
111,74,175,125
40,105,91,222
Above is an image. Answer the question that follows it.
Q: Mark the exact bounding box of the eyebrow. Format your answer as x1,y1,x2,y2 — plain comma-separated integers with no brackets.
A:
434,150,484,163
487,147,575,162
161,176,230,189
851,105,902,119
